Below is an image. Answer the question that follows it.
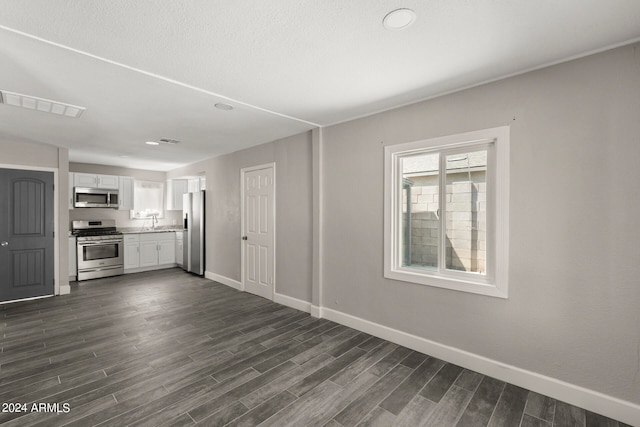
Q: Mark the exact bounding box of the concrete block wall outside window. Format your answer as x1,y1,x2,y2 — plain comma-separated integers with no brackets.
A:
405,172,486,273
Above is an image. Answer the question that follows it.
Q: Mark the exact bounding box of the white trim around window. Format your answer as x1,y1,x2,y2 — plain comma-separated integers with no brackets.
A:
384,126,510,298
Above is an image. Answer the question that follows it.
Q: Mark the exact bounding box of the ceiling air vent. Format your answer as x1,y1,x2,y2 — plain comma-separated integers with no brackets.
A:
0,90,86,118
158,138,180,145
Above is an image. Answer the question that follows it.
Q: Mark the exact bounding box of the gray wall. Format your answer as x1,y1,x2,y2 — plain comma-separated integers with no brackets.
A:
321,43,640,404
1,139,60,168
168,132,313,302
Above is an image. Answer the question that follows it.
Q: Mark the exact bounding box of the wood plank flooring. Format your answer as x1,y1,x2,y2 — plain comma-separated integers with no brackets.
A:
0,269,632,426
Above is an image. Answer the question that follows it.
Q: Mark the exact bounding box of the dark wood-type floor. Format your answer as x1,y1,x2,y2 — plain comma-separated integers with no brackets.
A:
0,269,632,426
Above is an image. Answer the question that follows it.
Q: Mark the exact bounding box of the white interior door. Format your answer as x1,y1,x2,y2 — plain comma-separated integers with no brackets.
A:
242,164,275,300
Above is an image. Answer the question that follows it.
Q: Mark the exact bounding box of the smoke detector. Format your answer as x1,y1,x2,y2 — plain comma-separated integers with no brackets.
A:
0,89,85,118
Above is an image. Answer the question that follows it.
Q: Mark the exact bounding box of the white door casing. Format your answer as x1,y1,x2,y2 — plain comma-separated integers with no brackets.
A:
241,163,275,300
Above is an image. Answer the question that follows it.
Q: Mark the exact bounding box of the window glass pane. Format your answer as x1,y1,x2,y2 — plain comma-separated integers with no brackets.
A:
445,150,487,274
132,181,164,219
401,153,439,270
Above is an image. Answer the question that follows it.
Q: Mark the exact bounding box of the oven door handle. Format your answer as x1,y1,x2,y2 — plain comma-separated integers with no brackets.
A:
79,265,123,273
78,241,123,246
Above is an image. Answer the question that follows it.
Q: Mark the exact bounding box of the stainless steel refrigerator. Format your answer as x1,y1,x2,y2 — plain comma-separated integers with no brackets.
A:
182,191,205,275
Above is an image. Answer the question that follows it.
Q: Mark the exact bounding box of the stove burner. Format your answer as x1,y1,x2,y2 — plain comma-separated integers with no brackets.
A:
71,219,122,238
72,229,122,237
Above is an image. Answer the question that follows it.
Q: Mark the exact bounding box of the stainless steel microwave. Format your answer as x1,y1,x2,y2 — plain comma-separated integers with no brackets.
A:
74,187,119,208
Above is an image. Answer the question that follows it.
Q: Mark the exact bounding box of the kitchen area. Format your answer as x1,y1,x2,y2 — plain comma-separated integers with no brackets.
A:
68,164,205,283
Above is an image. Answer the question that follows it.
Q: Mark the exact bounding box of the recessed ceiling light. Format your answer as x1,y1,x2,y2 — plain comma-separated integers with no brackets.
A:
215,103,234,111
145,141,160,146
383,8,416,30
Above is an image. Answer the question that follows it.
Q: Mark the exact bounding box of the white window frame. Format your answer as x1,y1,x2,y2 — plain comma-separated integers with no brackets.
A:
384,126,510,298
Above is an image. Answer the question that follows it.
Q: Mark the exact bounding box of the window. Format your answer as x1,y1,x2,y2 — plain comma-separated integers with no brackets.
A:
131,180,165,219
384,126,509,298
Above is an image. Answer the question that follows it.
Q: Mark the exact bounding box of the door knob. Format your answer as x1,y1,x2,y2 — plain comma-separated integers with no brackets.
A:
1,241,8,247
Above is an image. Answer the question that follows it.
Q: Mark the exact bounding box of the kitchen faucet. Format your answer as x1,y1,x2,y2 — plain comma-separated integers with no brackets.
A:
151,214,158,229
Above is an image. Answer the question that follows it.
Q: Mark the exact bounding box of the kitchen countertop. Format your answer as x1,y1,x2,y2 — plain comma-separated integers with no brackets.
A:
118,227,185,234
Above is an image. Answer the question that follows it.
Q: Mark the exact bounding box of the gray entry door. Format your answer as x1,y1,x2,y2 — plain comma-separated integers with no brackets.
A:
0,168,55,302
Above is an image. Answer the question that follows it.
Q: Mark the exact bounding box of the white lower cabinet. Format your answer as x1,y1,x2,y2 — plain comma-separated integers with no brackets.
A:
124,234,140,269
69,237,77,280
124,232,176,273
158,239,175,265
176,232,184,267
139,240,160,267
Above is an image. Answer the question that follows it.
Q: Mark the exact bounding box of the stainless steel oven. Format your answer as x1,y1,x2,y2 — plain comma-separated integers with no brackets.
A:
73,220,124,281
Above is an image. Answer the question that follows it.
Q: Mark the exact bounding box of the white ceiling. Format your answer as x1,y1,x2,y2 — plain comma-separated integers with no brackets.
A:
1,1,640,171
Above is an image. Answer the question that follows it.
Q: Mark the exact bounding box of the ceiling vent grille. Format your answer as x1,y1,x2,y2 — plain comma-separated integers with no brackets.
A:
0,90,85,118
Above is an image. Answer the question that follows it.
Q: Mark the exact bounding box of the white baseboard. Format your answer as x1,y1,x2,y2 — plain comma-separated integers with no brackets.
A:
205,271,242,290
59,285,71,295
320,307,640,426
273,292,311,313
310,305,323,318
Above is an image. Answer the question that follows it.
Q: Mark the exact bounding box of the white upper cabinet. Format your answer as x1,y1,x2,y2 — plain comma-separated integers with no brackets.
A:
74,173,119,189
166,179,188,211
74,173,97,187
188,177,206,193
119,176,134,210
97,174,119,189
